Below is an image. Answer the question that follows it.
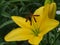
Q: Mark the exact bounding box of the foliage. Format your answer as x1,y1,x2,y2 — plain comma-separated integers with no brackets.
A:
0,0,60,45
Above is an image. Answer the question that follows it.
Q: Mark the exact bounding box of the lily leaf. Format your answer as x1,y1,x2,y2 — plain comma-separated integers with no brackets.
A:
0,20,14,29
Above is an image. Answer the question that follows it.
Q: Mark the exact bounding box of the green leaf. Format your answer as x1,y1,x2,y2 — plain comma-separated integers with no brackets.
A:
0,42,5,45
9,0,30,2
0,20,14,29
56,14,60,21
1,12,11,18
5,42,17,45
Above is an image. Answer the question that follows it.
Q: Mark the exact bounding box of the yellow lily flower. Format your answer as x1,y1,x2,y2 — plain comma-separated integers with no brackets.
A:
48,3,56,19
4,3,59,45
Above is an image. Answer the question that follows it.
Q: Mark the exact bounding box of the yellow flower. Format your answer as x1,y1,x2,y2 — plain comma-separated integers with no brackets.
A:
4,3,59,45
48,3,56,19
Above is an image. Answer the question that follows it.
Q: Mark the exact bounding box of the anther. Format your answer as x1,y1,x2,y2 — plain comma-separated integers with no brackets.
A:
25,13,40,25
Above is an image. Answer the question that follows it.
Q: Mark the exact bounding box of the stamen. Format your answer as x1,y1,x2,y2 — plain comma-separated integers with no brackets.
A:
25,13,40,25
33,17,37,22
34,15,40,16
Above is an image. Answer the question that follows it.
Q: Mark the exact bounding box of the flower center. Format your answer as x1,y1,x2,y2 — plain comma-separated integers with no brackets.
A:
31,28,40,36
25,13,39,25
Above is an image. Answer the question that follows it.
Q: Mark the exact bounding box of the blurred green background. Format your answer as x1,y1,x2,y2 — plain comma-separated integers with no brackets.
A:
0,0,60,45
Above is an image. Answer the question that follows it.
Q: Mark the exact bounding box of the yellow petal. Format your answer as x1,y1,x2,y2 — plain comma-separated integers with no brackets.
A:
33,6,44,28
32,44,39,45
33,4,50,25
28,34,43,44
40,18,59,35
4,28,32,41
48,3,56,19
33,6,44,24
11,16,31,29
32,4,53,33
